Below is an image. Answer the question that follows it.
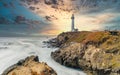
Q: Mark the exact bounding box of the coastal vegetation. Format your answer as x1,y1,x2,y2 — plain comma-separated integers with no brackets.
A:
51,31,120,75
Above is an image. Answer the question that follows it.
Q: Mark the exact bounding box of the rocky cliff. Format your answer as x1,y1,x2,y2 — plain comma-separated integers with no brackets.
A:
51,31,120,75
2,56,57,75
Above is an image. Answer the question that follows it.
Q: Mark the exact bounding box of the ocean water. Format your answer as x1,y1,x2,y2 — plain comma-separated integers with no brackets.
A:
0,36,86,75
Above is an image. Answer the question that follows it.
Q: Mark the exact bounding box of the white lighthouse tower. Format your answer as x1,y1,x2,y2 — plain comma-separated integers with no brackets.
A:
71,14,78,32
71,14,75,32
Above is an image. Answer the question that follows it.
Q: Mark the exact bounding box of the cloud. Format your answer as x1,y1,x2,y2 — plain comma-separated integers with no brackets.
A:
1,0,120,36
23,0,120,34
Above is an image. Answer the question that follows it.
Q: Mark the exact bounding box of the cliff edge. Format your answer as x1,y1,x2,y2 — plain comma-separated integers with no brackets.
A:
51,31,120,75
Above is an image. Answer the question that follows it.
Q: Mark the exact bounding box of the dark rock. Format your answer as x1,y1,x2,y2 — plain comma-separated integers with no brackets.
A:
51,43,83,68
17,59,24,65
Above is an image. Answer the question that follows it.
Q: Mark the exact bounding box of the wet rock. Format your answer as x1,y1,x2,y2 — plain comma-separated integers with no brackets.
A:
51,43,83,68
2,55,57,75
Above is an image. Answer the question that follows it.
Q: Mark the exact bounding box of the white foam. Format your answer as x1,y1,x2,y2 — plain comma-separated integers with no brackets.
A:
0,37,86,75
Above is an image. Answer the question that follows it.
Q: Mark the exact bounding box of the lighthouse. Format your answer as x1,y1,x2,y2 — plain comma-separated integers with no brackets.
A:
71,14,78,32
71,14,75,32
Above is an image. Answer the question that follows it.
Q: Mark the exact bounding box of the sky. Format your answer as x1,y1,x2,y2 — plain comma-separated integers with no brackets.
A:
0,0,120,36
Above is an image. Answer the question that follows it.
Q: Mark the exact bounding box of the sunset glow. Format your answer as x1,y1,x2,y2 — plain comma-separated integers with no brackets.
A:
0,0,120,36
21,0,120,35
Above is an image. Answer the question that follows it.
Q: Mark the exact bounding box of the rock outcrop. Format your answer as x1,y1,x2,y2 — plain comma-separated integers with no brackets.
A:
51,43,83,68
51,31,120,75
2,56,57,75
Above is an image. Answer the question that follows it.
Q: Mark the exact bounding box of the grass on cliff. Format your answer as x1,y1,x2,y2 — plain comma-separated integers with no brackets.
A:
61,31,120,51
58,31,120,71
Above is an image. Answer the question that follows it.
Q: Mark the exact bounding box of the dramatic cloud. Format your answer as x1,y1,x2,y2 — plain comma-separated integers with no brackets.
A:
21,0,120,35
0,0,50,36
0,0,120,36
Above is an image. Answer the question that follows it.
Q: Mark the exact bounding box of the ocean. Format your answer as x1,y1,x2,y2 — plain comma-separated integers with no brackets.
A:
0,36,86,75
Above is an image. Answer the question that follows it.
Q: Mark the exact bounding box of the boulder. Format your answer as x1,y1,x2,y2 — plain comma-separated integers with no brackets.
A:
2,56,57,75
